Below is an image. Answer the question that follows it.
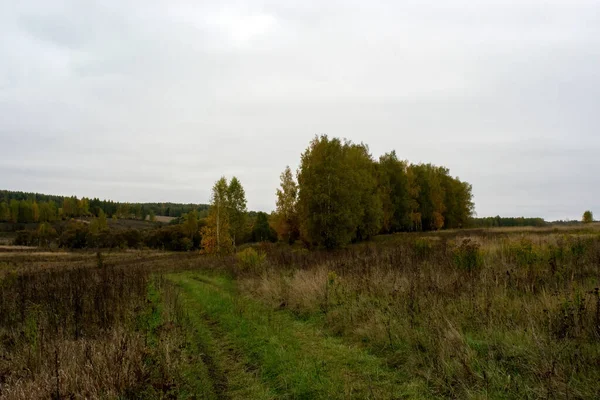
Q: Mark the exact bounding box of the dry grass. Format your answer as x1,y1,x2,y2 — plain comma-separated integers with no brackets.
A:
2,224,599,398
1,328,147,400
237,230,600,398
0,250,210,400
153,216,176,224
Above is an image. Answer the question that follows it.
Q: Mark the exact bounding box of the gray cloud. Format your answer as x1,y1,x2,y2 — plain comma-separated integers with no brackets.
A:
1,0,598,219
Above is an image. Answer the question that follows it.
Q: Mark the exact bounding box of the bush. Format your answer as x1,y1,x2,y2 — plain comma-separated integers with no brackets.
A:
145,225,194,251
13,230,38,246
236,247,266,273
59,223,89,249
510,238,538,267
452,238,482,272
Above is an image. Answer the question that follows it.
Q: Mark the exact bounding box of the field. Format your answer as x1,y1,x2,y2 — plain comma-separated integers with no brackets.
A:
1,225,600,399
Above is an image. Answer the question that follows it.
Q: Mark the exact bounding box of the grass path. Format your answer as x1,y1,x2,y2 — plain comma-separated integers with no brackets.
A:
167,271,417,399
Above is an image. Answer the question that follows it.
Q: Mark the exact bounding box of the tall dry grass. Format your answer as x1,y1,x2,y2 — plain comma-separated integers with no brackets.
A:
0,251,206,399
239,231,600,398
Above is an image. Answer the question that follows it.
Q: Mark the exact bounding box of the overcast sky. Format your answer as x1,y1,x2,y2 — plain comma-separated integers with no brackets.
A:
1,1,599,220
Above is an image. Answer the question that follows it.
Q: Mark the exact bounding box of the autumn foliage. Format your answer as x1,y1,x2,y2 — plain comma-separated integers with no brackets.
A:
272,135,474,248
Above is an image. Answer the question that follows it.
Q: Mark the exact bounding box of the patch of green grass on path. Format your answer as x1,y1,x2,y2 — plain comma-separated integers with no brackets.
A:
168,271,422,399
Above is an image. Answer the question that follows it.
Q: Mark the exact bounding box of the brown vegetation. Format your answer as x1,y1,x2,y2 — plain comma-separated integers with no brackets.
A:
1,224,599,398
236,228,600,398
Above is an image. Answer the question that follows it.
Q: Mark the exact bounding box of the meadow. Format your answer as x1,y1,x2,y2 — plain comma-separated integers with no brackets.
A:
1,224,599,399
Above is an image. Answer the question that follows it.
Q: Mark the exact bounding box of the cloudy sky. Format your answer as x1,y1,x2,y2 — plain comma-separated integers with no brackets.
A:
1,1,598,220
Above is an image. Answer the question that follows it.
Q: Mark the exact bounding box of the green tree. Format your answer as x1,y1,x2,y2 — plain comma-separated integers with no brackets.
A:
38,222,57,247
227,177,248,248
348,143,383,241
32,201,40,222
89,209,108,234
377,151,412,233
582,210,594,223
39,201,57,222
251,212,277,242
442,176,474,229
201,177,232,254
0,202,8,222
184,210,199,239
78,197,90,216
97,209,108,231
62,197,76,218
149,210,156,222
19,200,34,223
296,135,382,248
409,164,447,231
273,166,299,244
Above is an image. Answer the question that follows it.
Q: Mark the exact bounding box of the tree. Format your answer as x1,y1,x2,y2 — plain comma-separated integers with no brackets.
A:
89,209,108,234
201,177,232,254
39,201,57,222
409,164,447,231
377,151,412,233
97,209,108,231
348,143,383,241
296,135,382,248
18,200,34,223
184,210,199,239
32,201,40,223
62,197,76,218
273,166,299,243
582,210,594,223
149,210,156,222
78,197,90,216
0,202,8,222
227,177,248,248
442,176,474,229
251,212,277,242
38,222,57,247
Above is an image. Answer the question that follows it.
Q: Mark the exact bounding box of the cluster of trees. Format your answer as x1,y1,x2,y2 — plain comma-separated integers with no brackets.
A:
270,135,474,248
200,177,251,254
469,216,547,228
5,136,478,251
14,208,276,251
0,190,210,223
582,210,594,223
4,179,280,252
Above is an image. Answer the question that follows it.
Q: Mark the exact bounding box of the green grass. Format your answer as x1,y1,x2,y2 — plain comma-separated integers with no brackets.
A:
167,271,424,399
136,279,221,399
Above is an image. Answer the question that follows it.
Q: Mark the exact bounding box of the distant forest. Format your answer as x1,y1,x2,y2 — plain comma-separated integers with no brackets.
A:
0,189,209,223
469,216,547,228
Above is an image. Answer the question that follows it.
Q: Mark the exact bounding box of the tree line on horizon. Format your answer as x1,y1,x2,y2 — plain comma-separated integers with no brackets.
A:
9,136,591,252
2,135,475,251
468,216,547,228
0,190,209,224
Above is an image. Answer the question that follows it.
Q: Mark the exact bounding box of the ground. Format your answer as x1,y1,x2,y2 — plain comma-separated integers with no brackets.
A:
1,224,599,399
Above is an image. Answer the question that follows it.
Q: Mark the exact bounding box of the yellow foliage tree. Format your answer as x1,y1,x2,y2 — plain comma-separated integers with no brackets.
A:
201,177,233,255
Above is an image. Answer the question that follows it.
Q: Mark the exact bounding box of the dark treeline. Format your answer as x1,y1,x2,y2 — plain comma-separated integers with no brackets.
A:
469,216,547,228
0,190,209,223
271,135,475,248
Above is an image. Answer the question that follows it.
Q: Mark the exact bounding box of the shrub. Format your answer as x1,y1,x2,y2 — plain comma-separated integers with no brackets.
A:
236,247,266,273
13,230,37,246
452,238,482,272
510,237,538,267
59,222,89,249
